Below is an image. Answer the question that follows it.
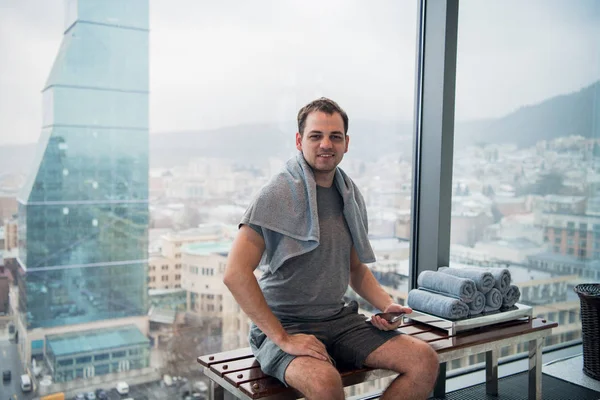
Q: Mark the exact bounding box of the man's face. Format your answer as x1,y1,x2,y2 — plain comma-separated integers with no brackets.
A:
296,111,349,176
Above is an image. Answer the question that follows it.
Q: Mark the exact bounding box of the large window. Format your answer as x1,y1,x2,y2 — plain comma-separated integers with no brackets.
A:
5,0,594,397
0,0,417,397
449,0,599,370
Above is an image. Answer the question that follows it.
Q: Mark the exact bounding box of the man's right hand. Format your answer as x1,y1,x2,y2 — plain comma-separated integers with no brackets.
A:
279,333,331,363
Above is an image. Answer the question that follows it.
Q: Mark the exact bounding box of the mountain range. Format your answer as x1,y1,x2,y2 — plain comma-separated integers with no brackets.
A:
0,80,597,173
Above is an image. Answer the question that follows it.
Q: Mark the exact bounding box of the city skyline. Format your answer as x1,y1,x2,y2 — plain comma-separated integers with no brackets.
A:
0,0,598,145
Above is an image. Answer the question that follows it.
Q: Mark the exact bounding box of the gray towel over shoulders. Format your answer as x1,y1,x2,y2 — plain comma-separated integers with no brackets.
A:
241,153,375,273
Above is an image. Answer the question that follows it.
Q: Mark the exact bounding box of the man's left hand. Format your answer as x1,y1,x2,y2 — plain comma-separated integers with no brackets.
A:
370,303,412,331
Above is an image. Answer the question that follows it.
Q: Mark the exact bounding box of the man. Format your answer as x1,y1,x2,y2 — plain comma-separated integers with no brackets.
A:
224,98,439,400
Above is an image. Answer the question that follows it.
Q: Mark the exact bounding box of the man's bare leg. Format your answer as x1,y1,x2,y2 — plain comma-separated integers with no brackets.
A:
285,356,344,400
364,334,439,400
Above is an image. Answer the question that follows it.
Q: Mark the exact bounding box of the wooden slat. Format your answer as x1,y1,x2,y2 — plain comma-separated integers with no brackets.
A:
201,317,557,399
412,331,448,342
212,356,261,376
239,377,289,399
398,324,436,335
224,366,267,386
197,346,253,367
431,318,557,353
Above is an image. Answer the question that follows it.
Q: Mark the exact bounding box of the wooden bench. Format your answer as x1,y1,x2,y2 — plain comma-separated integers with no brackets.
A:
198,317,557,400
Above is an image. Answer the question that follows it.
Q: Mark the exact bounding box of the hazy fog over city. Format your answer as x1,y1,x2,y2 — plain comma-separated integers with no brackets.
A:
0,0,598,146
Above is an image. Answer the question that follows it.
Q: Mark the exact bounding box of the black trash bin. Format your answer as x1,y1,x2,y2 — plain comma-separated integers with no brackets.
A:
574,283,600,380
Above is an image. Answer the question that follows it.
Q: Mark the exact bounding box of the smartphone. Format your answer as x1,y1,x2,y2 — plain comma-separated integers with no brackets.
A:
373,311,405,324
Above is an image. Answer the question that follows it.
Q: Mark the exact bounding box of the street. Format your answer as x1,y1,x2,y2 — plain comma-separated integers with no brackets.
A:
0,338,35,400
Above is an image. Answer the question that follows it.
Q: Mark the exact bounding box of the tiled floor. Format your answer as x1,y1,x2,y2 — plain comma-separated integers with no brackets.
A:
542,353,600,393
429,372,600,399
427,354,600,400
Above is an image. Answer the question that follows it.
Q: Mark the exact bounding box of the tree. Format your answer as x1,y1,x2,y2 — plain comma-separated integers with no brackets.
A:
160,315,222,379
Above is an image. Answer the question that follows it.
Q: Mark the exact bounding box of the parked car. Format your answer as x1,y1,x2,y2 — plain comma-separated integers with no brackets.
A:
85,392,96,400
2,370,11,382
163,374,174,387
74,394,85,400
20,374,32,392
116,381,129,395
193,381,208,393
94,389,109,400
183,395,206,400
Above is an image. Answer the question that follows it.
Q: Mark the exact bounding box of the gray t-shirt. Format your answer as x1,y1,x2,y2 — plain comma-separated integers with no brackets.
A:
245,184,353,321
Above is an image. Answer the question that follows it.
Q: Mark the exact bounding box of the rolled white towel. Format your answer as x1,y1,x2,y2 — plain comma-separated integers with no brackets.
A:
468,291,485,316
407,289,470,320
487,267,511,294
484,288,502,312
502,285,521,308
417,270,477,303
438,266,495,294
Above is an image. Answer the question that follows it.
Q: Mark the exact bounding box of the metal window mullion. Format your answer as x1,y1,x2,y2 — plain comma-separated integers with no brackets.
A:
410,0,459,290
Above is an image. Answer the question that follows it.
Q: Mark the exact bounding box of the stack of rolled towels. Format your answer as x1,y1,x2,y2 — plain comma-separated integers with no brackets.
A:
407,266,521,320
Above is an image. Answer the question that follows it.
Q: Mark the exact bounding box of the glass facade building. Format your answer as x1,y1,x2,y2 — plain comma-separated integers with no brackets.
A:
17,0,149,330
15,0,150,383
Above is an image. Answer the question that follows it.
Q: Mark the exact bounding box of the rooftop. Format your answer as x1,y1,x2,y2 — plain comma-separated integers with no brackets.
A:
476,237,541,250
148,306,176,325
182,240,233,256
544,195,586,203
149,288,186,296
47,325,149,357
528,251,600,269
370,237,410,252
163,223,236,240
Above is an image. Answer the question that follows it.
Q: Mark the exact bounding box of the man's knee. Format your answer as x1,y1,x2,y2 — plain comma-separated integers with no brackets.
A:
285,357,344,400
308,368,343,398
412,340,439,383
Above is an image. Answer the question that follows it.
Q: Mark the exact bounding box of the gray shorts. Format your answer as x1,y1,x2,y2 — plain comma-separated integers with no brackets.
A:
249,301,402,385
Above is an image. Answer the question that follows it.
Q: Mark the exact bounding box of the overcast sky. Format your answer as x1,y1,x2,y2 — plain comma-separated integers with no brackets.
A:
0,0,598,146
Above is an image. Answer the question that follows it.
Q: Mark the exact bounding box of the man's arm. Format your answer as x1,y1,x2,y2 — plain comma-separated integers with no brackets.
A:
223,225,330,361
349,247,412,330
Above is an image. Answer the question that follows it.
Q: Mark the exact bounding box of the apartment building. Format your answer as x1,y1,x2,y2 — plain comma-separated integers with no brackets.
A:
0,193,17,222
148,224,235,289
3,218,17,251
535,195,600,259
180,241,254,351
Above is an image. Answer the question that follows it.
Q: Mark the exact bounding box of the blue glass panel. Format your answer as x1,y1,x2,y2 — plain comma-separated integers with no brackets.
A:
47,23,148,91
25,262,147,329
31,339,44,350
24,203,148,269
77,0,149,30
52,88,148,128
27,128,148,203
94,363,110,375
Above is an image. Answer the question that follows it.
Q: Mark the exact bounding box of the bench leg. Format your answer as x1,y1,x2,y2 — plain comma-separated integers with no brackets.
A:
433,362,446,398
528,338,543,400
209,378,225,400
485,349,498,396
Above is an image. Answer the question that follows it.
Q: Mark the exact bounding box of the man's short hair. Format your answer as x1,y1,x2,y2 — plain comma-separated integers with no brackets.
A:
297,97,349,136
